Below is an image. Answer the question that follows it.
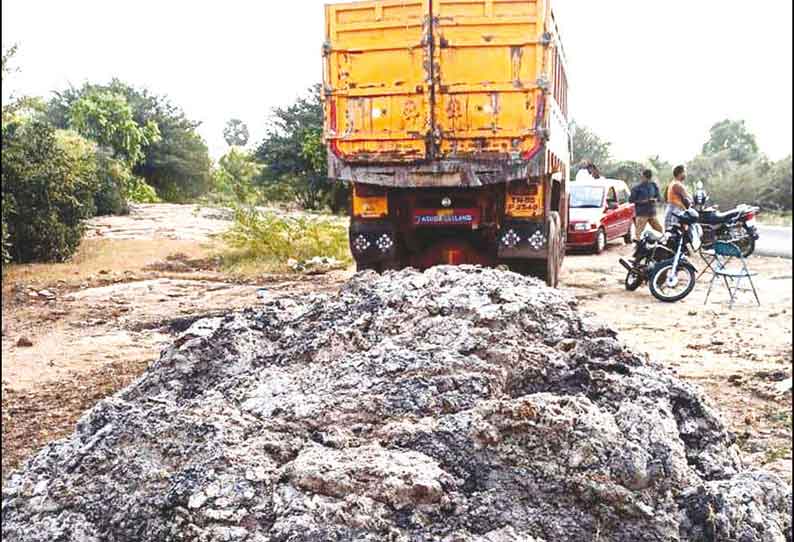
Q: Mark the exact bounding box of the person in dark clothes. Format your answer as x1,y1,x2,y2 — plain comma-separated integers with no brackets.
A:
629,169,663,239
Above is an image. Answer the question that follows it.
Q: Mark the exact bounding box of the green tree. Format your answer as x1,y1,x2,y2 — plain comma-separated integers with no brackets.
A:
648,155,673,181
761,155,792,211
571,123,612,172
49,80,212,202
1,44,19,265
223,118,250,147
213,148,262,204
702,119,759,164
2,120,99,262
254,84,348,211
68,89,160,166
603,160,647,183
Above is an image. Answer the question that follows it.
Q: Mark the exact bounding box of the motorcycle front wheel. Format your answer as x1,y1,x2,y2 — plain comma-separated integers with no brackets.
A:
649,259,697,303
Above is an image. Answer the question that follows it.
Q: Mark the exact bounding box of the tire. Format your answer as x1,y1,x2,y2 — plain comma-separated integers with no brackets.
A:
356,262,381,273
740,235,755,258
648,258,697,303
625,271,642,291
546,212,562,287
624,222,637,245
593,228,607,254
509,261,550,284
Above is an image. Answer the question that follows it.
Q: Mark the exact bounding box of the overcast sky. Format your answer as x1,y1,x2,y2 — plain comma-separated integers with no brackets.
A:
2,0,792,165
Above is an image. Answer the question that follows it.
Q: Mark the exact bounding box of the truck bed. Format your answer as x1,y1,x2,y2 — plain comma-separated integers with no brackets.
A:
324,0,570,186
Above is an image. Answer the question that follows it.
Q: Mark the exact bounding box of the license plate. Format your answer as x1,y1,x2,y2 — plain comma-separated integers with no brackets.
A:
413,208,480,226
506,195,540,218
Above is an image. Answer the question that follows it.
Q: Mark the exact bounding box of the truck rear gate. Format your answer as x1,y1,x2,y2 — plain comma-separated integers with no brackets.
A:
325,0,571,285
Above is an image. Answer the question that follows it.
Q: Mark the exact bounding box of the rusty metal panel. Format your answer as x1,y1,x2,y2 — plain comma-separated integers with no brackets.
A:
324,0,432,162
324,0,571,187
433,0,547,160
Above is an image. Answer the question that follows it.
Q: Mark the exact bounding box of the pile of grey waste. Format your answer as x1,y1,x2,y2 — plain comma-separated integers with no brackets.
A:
2,266,791,542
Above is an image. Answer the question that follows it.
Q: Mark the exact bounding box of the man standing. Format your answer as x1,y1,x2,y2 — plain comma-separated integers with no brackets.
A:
575,160,602,183
629,169,662,239
664,165,693,230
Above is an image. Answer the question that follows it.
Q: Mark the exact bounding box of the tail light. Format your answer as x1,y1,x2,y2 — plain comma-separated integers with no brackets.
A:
353,183,388,218
506,180,543,219
745,211,756,226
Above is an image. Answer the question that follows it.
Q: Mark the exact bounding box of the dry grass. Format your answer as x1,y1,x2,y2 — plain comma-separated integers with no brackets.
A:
1,357,151,481
2,238,220,293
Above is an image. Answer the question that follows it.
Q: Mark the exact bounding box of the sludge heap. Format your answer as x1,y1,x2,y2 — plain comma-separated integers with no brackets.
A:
2,267,792,541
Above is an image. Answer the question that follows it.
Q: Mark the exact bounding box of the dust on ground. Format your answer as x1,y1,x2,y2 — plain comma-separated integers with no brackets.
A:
563,241,793,481
1,204,351,479
2,204,791,483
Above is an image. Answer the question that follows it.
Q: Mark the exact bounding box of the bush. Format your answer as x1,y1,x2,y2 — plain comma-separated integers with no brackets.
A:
687,152,792,212
1,120,99,262
93,151,130,216
127,176,160,203
223,206,350,271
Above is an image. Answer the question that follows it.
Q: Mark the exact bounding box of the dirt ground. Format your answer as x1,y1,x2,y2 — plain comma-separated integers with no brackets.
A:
2,204,791,483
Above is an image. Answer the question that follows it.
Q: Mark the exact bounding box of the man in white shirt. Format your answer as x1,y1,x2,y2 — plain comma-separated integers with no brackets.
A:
575,160,601,183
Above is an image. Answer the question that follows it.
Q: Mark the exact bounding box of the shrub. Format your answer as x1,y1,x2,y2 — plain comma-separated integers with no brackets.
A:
222,206,350,271
127,176,160,203
1,120,99,262
92,151,130,216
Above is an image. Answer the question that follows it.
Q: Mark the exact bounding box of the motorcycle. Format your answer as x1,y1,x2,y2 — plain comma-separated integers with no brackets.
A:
693,181,760,257
619,208,704,302
619,228,675,292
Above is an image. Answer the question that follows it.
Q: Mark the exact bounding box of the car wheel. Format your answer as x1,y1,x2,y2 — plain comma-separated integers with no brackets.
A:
624,222,637,244
594,228,607,254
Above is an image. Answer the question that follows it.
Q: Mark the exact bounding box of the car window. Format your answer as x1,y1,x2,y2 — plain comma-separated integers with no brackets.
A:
569,186,604,208
607,187,617,203
618,188,629,204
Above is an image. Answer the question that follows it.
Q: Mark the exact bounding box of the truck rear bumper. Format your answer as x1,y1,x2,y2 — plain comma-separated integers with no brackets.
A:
329,151,544,188
497,219,549,260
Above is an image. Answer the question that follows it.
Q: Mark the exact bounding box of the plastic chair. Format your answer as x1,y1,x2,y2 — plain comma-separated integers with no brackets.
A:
704,241,760,308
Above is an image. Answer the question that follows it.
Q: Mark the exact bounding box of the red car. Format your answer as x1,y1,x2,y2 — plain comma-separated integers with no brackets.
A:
566,179,636,253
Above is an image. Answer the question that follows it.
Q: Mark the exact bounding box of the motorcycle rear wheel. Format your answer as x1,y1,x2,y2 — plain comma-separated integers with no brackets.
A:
625,271,643,291
739,235,755,258
716,228,755,257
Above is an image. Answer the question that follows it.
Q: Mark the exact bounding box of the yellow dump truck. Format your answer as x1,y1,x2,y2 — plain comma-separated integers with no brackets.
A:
324,0,571,286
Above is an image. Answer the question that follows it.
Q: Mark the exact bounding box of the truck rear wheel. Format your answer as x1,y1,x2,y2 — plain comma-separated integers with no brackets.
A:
356,259,402,273
505,213,562,288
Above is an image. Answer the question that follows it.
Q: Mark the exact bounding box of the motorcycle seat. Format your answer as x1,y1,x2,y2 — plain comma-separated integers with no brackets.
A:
699,209,743,224
642,229,665,242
